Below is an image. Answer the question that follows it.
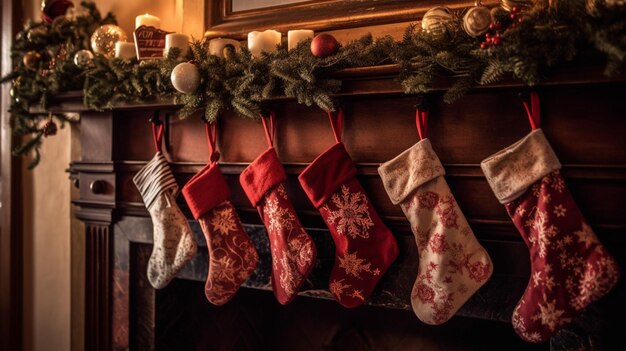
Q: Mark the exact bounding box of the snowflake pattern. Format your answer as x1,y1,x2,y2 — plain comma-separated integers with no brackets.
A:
323,185,374,239
338,250,375,279
504,171,619,342
203,202,258,306
532,299,568,332
265,198,295,234
259,183,316,303
210,206,237,235
329,279,350,298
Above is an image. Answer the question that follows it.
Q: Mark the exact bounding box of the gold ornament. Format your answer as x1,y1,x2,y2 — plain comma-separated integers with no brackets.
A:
73,50,94,68
90,24,127,58
23,51,41,70
463,6,493,37
422,7,455,36
501,0,536,12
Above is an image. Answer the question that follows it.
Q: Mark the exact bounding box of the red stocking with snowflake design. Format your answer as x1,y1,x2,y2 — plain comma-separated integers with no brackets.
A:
240,113,317,305
378,109,492,325
298,109,399,308
481,92,620,343
182,122,259,305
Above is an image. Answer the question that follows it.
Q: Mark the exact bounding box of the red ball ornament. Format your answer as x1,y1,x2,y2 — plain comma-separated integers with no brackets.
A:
310,34,339,58
41,0,74,24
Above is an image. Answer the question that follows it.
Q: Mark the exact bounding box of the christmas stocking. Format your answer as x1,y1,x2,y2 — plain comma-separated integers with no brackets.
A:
298,109,399,308
182,122,259,305
378,109,493,325
133,121,198,289
480,92,620,343
240,113,317,305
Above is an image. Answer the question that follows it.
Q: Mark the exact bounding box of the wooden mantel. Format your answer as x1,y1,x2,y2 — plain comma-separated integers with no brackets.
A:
57,64,626,350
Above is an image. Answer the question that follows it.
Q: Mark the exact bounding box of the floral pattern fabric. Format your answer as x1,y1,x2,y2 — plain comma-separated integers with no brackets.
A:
401,177,493,325
199,201,259,305
506,171,620,343
258,184,316,304
319,179,399,308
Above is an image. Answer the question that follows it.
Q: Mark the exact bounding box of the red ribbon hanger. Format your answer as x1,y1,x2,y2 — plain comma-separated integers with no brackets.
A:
416,107,429,140
521,91,540,130
205,121,220,165
151,117,164,153
327,108,344,143
261,111,276,148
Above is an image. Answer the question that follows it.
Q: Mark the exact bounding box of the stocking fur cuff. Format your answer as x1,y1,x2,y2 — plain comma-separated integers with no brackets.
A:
182,163,230,219
378,139,445,205
298,142,357,208
481,129,561,204
134,152,179,210
240,147,287,207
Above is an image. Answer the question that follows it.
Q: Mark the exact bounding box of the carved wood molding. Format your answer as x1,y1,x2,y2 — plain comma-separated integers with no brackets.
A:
205,0,500,40
84,223,112,351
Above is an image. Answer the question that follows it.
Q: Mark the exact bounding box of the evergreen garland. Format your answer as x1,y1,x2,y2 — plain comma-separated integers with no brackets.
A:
0,2,115,168
2,0,626,168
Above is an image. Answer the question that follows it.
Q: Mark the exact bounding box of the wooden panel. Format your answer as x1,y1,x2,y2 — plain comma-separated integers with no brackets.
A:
84,224,111,351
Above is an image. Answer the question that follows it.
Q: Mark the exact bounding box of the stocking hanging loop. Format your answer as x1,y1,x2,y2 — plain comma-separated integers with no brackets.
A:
327,108,344,144
415,108,429,140
520,91,540,130
205,121,220,165
150,111,164,153
260,111,275,148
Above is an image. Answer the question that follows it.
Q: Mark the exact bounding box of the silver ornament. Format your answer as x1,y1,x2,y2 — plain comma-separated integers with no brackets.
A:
171,62,200,94
90,24,127,58
463,6,493,37
422,7,454,36
501,0,535,12
73,49,94,68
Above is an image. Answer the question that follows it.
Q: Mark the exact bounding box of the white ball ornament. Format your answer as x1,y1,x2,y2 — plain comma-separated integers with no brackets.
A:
421,7,454,36
171,62,200,94
463,6,493,37
73,49,94,68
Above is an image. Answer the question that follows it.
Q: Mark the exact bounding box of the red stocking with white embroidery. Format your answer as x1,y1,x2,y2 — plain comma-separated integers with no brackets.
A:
481,92,620,343
298,109,399,308
182,122,259,305
378,108,492,325
240,112,317,305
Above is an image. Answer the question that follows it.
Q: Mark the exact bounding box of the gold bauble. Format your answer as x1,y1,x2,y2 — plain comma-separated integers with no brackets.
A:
501,0,536,12
90,24,127,58
23,51,41,70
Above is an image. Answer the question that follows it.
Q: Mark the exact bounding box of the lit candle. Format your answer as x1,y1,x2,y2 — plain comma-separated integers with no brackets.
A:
209,38,240,58
164,33,189,59
247,30,281,57
287,30,314,51
135,13,160,29
115,41,136,60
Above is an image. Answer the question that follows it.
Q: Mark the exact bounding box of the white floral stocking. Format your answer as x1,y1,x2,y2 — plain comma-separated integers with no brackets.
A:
379,139,493,324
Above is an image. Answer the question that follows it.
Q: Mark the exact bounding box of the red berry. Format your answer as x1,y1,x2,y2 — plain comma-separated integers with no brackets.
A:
512,6,519,12
495,22,502,29
518,16,524,22
485,32,491,38
480,42,488,49
510,13,516,19
493,37,501,45
489,23,496,31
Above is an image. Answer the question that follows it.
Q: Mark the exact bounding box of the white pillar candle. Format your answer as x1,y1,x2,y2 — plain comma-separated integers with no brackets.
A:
115,41,136,60
208,38,240,58
164,33,189,59
247,30,281,57
135,13,161,29
287,30,314,51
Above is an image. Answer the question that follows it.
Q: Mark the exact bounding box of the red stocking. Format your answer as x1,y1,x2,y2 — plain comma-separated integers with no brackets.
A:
298,109,399,308
182,122,259,305
240,113,317,305
481,93,620,342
